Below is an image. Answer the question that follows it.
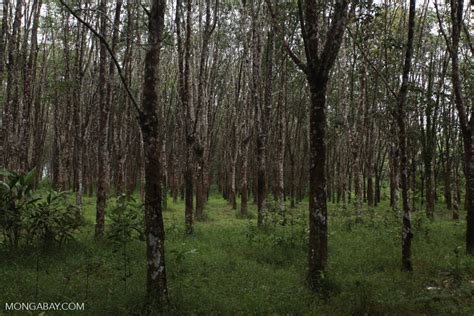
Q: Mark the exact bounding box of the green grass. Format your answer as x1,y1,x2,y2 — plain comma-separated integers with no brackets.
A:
1,194,474,315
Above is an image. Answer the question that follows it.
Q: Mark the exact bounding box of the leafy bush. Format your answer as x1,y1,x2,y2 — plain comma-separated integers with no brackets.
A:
412,210,431,239
170,246,198,277
0,169,38,247
0,169,83,248
24,190,83,246
107,194,144,293
245,209,308,251
107,194,144,244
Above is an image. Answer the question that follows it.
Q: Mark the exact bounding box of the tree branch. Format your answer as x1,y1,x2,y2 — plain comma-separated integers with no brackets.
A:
463,22,474,56
319,0,350,77
59,0,142,118
434,0,453,55
265,0,307,74
347,27,398,100
297,0,311,64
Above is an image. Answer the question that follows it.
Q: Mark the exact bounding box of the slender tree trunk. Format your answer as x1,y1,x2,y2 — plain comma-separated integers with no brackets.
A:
3,0,23,171
241,139,250,216
0,0,9,170
438,0,474,254
308,79,329,287
453,157,460,220
230,155,237,210
397,0,416,272
176,0,194,234
292,0,350,289
422,52,437,219
95,0,110,239
251,2,267,227
276,57,286,213
72,9,87,208
389,144,400,212
140,0,168,302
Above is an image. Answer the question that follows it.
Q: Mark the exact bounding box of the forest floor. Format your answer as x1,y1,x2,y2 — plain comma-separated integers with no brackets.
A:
1,195,474,315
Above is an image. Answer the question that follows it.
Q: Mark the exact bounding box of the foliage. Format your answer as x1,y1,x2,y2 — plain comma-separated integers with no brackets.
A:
107,194,144,294
107,194,144,244
0,169,38,247
1,195,474,314
248,204,309,252
0,169,83,248
24,190,83,246
170,246,198,278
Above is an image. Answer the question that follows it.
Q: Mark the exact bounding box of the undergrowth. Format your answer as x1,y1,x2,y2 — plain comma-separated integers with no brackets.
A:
0,194,473,315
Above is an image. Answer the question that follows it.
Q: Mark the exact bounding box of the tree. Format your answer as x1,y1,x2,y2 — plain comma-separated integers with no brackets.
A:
250,0,267,227
436,0,474,254
95,0,110,239
267,0,351,288
195,0,218,218
140,0,168,301
176,0,194,234
397,0,416,272
59,0,168,301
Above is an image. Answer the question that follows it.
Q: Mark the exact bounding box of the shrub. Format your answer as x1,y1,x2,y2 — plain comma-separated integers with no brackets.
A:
24,190,83,246
107,193,144,293
107,193,144,244
0,169,38,247
0,169,83,248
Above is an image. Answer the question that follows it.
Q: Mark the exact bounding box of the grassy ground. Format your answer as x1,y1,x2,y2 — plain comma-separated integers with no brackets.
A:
1,194,474,315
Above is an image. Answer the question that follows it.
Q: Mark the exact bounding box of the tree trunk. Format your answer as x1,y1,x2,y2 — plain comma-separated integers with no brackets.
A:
307,79,329,287
276,57,286,213
0,0,9,169
397,0,416,272
439,0,474,254
296,0,350,289
140,0,168,302
241,139,250,216
252,2,267,227
176,0,194,234
95,0,110,239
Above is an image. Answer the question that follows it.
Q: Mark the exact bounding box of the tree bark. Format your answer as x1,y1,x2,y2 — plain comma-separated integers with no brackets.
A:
176,0,194,234
139,0,168,302
397,0,416,272
276,0,351,288
95,0,110,239
437,0,473,253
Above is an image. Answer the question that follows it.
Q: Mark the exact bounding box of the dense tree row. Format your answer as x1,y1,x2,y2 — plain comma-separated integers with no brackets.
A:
0,0,471,303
